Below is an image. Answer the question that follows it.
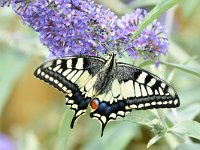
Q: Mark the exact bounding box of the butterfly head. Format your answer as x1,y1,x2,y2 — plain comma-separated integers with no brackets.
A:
105,53,116,60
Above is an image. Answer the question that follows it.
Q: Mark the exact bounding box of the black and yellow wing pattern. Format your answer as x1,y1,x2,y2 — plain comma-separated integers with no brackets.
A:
34,54,180,136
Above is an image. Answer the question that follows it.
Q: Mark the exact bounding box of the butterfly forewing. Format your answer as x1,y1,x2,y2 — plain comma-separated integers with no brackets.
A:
116,63,179,109
34,56,106,127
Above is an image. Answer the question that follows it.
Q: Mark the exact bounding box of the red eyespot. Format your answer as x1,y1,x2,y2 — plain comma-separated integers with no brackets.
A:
90,98,99,110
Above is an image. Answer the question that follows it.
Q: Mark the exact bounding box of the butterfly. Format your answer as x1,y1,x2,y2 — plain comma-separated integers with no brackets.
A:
34,53,180,136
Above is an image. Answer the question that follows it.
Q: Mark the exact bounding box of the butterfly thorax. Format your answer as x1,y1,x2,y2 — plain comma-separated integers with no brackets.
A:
93,54,117,95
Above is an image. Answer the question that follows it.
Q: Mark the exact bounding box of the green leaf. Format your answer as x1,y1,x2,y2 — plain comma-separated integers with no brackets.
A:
170,121,200,140
122,110,158,127
178,87,200,107
168,104,200,126
82,122,140,150
56,108,73,150
161,61,200,78
126,0,182,47
178,104,200,121
147,135,162,148
175,143,200,150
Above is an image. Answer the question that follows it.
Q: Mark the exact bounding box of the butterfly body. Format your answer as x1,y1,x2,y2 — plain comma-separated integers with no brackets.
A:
34,54,179,136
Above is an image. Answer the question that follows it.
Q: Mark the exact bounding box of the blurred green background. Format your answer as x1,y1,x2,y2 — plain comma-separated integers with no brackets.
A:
0,0,200,150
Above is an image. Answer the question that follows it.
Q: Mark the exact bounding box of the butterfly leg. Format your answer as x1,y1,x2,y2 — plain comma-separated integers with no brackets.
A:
65,91,90,128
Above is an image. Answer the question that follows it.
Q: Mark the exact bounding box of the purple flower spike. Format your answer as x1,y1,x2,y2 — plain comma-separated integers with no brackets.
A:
2,0,169,65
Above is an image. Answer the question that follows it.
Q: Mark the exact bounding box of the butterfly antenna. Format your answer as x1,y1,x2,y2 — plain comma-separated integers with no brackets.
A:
99,42,112,54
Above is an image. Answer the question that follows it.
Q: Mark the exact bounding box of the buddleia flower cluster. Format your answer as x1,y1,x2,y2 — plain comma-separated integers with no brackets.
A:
1,0,168,65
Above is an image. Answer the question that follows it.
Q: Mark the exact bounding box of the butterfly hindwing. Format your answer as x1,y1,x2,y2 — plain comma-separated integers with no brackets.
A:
34,56,106,127
65,91,90,128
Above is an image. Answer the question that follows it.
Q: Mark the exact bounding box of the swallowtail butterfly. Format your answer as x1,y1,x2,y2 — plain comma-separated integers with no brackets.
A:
34,54,180,136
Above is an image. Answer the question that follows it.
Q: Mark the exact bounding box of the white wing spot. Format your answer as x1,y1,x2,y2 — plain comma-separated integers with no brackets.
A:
71,70,83,83
67,100,74,104
62,86,67,91
53,65,61,72
49,77,54,81
56,59,62,65
37,69,41,75
117,111,125,116
159,87,164,95
66,90,72,93
93,113,101,118
130,104,137,109
155,90,159,95
137,72,148,84
168,100,173,104
101,116,107,124
67,59,72,68
163,101,168,105
145,103,150,107
76,70,91,88
135,82,141,97
45,74,49,79
125,106,131,110
76,110,83,116
41,72,45,76
147,78,156,87
125,80,135,97
112,79,120,98
76,58,83,69
141,85,147,97
67,70,77,80
157,101,162,105
58,83,63,88
72,104,78,109
138,104,144,108
68,93,72,97
121,82,127,99
151,101,156,105
174,99,178,105
57,68,63,73
161,83,166,88
109,113,117,119
54,80,59,84
147,86,153,95
62,69,71,76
